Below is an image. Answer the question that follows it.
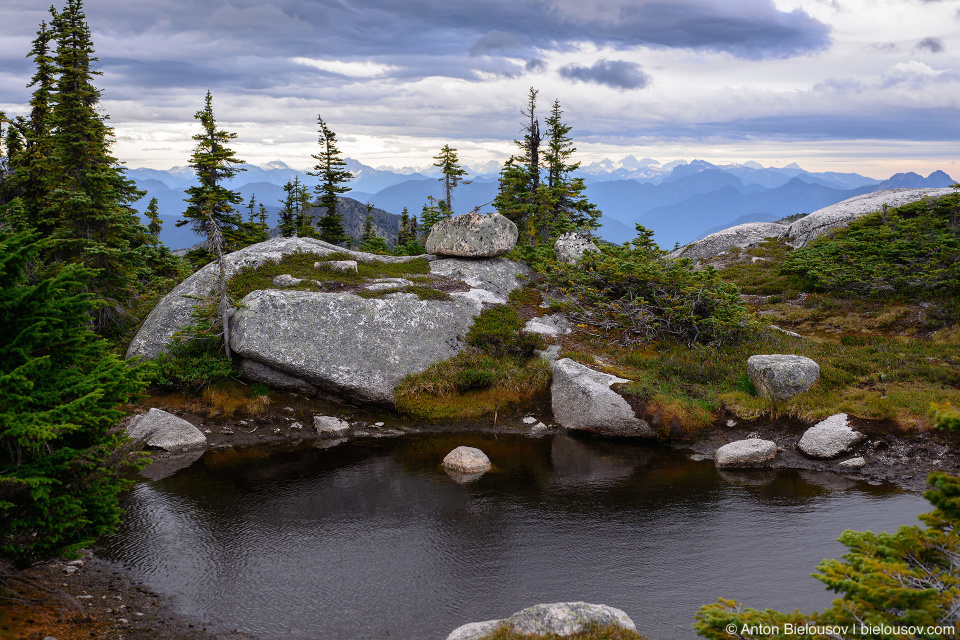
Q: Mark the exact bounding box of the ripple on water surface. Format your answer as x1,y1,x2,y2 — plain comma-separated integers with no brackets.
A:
96,433,928,640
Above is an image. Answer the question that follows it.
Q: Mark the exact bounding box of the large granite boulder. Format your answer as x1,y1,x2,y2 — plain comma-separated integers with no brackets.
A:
127,237,425,360
715,438,778,469
425,212,518,258
127,408,207,452
667,222,788,262
550,358,654,437
786,188,953,248
446,602,637,640
747,354,820,400
554,232,600,265
798,413,866,459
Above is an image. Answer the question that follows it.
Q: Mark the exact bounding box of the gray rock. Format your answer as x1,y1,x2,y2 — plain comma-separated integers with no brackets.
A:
365,278,413,291
442,446,492,473
272,274,304,288
798,413,866,459
230,289,483,405
429,257,531,301
554,232,600,265
838,456,867,469
524,313,571,337
715,438,778,468
239,359,318,395
127,408,207,452
127,237,423,360
314,415,350,436
536,344,563,363
747,354,820,399
768,325,803,338
323,260,358,273
667,222,787,262
139,449,205,481
425,211,518,258
550,358,654,437
447,602,636,640
787,188,954,247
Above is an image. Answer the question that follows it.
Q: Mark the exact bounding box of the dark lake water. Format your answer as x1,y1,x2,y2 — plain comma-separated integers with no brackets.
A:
95,432,928,640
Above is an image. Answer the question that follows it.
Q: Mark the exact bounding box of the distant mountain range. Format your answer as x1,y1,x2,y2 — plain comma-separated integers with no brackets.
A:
126,158,955,250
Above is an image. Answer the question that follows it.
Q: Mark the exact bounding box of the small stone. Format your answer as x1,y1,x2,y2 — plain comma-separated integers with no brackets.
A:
522,416,538,424
314,415,350,437
799,414,866,459
67,560,84,566
221,428,234,436
530,422,548,432
118,619,129,624
272,428,281,435
374,422,385,427
715,438,778,469
290,422,303,430
320,260,358,273
203,428,212,434
442,446,492,474
64,566,78,574
690,453,706,461
746,354,820,399
272,274,303,288
726,419,737,427
839,457,866,469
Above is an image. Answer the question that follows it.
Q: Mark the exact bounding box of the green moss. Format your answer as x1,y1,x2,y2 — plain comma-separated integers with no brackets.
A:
465,305,546,357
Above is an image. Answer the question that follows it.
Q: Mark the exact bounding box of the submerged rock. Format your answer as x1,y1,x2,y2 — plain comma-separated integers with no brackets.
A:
442,446,492,473
425,211,518,258
314,415,350,437
798,413,866,459
446,602,637,640
747,354,820,400
550,358,654,437
715,438,778,468
127,408,207,452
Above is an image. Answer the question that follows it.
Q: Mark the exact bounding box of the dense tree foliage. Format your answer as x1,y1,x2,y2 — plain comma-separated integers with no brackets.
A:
695,472,960,640
0,231,148,568
308,116,352,245
433,144,468,215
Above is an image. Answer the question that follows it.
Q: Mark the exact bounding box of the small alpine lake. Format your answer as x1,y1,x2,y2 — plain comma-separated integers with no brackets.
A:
95,432,928,640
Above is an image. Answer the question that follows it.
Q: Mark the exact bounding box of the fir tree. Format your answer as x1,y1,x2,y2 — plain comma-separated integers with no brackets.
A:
308,116,352,245
495,87,543,239
360,202,375,244
278,180,296,237
420,195,446,239
144,196,162,238
0,230,148,568
433,144,468,214
397,206,411,245
542,99,600,237
177,91,246,248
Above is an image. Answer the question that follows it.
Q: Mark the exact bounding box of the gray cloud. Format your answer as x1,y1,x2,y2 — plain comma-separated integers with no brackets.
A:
870,42,899,53
470,30,522,56
559,59,651,89
916,36,945,53
526,58,547,73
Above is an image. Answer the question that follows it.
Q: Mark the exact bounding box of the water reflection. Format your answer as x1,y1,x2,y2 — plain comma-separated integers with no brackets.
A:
97,432,927,640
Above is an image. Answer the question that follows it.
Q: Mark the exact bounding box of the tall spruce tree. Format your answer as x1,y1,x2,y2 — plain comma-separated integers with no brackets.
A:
178,91,246,248
433,144,468,215
542,99,600,237
308,116,352,245
0,230,148,569
144,196,162,238
40,0,148,331
495,87,543,240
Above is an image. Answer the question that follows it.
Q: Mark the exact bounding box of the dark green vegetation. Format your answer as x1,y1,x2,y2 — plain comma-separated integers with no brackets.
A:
396,292,550,420
478,623,645,640
0,232,148,568
695,472,960,639
308,116,353,245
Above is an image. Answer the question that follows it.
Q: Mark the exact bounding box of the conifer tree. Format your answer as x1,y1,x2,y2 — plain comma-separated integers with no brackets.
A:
43,0,148,331
308,116,352,245
397,206,411,245
245,193,258,224
420,195,447,238
278,180,296,237
0,230,147,568
144,196,162,238
360,202,375,245
542,99,600,237
433,144,468,214
495,87,543,239
177,91,246,248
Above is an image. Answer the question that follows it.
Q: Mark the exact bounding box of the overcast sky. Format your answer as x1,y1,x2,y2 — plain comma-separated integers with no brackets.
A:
1,0,958,177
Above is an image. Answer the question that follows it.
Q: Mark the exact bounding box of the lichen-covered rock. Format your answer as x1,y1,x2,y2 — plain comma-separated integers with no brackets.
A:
550,358,654,437
429,257,531,301
524,313,571,337
425,211,518,258
667,222,788,262
798,413,866,459
747,354,820,400
127,408,207,452
323,260,358,272
314,415,350,436
239,359,317,395
715,438,778,468
446,602,637,640
127,237,423,360
442,446,492,473
554,232,600,265
272,274,304,288
787,188,953,247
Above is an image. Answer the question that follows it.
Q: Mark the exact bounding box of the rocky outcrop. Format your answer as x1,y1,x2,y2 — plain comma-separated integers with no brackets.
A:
442,446,492,473
238,359,318,395
446,602,637,640
425,212,518,258
554,232,600,265
715,438,778,468
127,408,207,452
126,237,424,360
747,354,820,400
524,314,571,337
550,359,654,437
798,413,866,459
429,258,531,301
786,188,953,247
667,222,787,262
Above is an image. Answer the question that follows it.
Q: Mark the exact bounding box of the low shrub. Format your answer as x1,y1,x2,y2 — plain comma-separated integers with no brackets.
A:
149,337,235,390
931,402,960,432
465,305,546,358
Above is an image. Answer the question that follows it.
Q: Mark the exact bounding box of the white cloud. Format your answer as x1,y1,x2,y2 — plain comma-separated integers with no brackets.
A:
292,58,399,78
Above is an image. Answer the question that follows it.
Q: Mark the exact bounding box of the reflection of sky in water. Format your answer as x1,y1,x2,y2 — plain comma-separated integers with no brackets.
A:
97,434,928,640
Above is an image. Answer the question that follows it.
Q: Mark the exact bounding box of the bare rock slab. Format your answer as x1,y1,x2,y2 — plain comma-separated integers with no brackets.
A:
715,438,778,469
667,222,787,262
554,232,600,265
551,358,654,437
747,354,820,400
447,602,637,640
798,413,866,459
425,211,518,258
127,408,207,452
442,446,492,474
